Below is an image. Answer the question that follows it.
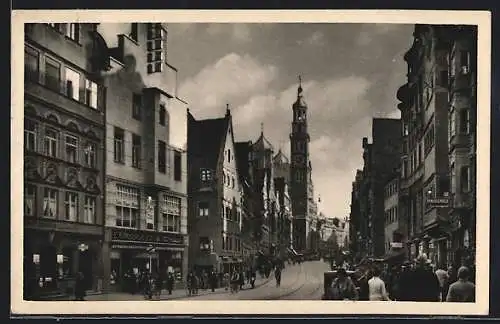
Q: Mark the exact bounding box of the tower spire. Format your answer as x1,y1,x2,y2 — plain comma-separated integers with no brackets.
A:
260,122,264,136
298,74,303,96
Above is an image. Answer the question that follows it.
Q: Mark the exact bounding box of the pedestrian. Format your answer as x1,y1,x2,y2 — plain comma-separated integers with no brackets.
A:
209,268,218,292
329,268,358,300
368,266,391,301
275,265,282,287
239,269,245,290
223,271,230,291
74,271,86,301
357,268,372,301
435,264,449,301
446,266,476,302
166,271,174,295
397,262,413,301
407,254,441,302
230,269,240,293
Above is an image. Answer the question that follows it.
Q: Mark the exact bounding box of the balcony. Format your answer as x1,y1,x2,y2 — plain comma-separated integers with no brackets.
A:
24,68,105,125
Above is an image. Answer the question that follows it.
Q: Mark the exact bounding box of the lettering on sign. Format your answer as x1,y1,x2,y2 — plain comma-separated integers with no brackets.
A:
111,229,184,245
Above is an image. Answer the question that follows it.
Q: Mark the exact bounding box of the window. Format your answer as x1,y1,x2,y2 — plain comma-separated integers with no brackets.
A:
146,23,166,73
65,192,78,222
460,166,471,193
439,70,448,88
198,201,209,217
449,110,456,139
115,185,139,228
83,196,96,224
84,142,96,168
225,206,231,221
132,134,141,169
85,79,98,109
200,169,212,182
459,109,470,134
227,149,231,163
222,235,226,250
424,124,435,155
130,23,138,42
231,177,235,189
64,67,81,101
460,51,470,70
65,134,78,163
45,59,61,91
24,184,36,216
159,104,166,125
43,188,58,218
65,23,80,42
24,119,37,151
199,237,210,252
113,127,124,163
24,46,39,82
450,163,456,193
158,140,166,173
132,94,142,120
162,196,181,232
44,128,58,158
174,150,182,181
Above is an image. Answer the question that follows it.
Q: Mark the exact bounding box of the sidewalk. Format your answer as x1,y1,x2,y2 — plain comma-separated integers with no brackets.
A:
57,275,272,301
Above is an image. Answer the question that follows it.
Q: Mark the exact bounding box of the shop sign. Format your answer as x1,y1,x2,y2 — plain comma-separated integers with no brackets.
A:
427,197,450,208
111,228,184,245
390,242,403,248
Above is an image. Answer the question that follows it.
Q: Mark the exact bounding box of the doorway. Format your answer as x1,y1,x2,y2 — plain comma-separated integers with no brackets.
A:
78,250,93,290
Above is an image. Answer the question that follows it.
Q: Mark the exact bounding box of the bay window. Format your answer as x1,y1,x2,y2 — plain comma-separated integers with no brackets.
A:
162,196,181,232
115,185,139,228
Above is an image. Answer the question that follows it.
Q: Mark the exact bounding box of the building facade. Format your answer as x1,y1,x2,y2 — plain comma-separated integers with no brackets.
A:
99,23,189,291
24,23,108,299
447,26,477,268
356,119,402,258
273,150,293,258
383,175,400,254
187,108,244,273
251,129,278,256
348,170,364,262
397,25,470,267
289,79,312,253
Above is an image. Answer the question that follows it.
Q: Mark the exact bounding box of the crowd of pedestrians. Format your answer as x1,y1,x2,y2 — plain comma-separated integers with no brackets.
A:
327,253,476,302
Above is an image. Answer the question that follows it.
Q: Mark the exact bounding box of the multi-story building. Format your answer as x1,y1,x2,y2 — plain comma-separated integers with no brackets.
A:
234,140,259,265
187,107,244,273
24,23,108,299
348,170,364,261
396,25,474,267
251,128,278,256
447,26,477,268
273,149,293,258
335,217,349,250
358,118,402,258
99,23,189,291
383,175,400,254
289,78,313,253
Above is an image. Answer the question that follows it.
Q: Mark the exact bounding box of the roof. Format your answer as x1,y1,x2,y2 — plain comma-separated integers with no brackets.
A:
253,131,274,152
273,149,289,164
187,110,229,170
234,141,253,185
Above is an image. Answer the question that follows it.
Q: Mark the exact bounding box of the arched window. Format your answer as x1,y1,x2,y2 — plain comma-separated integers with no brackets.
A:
46,113,60,124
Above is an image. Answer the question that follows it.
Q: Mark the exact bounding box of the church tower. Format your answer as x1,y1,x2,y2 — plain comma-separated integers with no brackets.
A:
290,76,311,253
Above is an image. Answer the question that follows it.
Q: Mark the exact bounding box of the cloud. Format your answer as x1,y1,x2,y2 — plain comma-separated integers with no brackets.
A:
356,23,408,47
232,24,251,42
205,23,251,42
179,53,278,118
307,31,326,46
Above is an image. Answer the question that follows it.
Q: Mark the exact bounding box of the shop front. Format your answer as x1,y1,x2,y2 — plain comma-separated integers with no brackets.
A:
220,255,243,273
104,228,187,292
24,222,104,300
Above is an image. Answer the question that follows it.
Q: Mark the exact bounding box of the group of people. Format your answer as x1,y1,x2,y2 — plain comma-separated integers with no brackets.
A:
327,254,476,302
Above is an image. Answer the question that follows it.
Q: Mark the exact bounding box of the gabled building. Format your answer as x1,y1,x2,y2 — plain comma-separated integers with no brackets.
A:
24,23,108,299
99,23,189,292
251,128,278,256
273,149,293,258
187,107,244,273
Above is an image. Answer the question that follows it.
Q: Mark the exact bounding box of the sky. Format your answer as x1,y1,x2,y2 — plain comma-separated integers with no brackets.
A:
102,23,415,219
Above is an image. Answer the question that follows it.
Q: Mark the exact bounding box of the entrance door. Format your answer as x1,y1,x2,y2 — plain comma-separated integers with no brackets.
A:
78,250,93,290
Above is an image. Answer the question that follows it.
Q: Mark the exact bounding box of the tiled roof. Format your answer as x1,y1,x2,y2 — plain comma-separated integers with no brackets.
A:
187,111,229,170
